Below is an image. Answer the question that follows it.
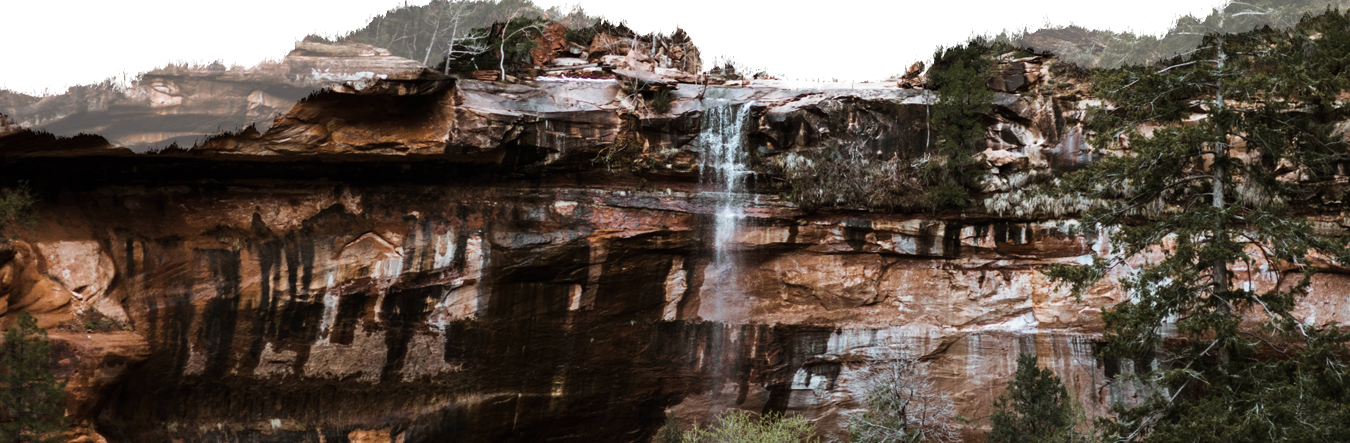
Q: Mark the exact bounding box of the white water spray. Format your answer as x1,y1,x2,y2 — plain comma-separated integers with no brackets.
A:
698,88,755,322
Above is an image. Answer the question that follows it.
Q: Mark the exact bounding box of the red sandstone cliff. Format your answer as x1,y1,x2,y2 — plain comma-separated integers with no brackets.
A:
0,42,1347,443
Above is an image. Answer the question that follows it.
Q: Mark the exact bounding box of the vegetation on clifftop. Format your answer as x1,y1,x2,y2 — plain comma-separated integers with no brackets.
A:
1046,7,1350,442
1014,0,1350,68
328,0,595,67
326,0,700,80
922,38,1004,208
777,39,1009,213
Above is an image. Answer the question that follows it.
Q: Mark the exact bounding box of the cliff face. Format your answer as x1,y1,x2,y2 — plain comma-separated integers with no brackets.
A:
1,47,1348,443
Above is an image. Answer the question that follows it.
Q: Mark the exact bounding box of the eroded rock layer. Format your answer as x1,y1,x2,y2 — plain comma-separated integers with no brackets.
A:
2,51,1347,443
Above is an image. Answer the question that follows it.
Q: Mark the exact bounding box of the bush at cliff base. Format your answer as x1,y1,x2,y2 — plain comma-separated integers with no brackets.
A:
0,311,68,443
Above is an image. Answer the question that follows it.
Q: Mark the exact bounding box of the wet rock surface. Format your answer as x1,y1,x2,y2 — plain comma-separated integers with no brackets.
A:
0,54,1346,443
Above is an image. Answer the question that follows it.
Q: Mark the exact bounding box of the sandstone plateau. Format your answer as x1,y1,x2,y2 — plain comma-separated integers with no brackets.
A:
0,38,1347,443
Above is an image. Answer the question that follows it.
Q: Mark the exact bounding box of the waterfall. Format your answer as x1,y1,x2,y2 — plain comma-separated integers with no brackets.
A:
698,89,754,322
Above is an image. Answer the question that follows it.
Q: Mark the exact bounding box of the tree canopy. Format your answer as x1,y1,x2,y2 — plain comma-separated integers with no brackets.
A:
987,354,1087,443
0,311,67,443
1047,6,1350,442
923,39,1000,208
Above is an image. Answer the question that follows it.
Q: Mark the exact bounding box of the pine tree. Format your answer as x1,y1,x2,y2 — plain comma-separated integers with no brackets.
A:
1046,6,1350,442
986,354,1082,443
0,311,67,443
0,184,34,237
655,413,684,443
924,39,997,208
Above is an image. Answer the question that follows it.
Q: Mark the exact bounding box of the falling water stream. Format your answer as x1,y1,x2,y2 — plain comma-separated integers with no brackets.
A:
697,88,755,323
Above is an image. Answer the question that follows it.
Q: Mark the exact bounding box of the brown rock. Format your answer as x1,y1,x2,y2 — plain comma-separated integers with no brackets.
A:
531,23,570,67
472,70,501,81
0,241,73,328
0,40,432,151
0,73,1344,443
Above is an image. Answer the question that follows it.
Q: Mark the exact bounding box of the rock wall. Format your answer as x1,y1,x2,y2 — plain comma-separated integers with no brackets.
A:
1,51,1348,443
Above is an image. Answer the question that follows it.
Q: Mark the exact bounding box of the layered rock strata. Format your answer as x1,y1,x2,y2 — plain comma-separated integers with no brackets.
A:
1,50,1347,443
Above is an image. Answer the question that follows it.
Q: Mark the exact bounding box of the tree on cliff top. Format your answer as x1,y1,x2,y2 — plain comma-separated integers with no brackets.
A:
1046,7,1350,442
0,311,68,443
924,39,998,208
1016,0,1350,69
335,0,595,68
986,354,1089,443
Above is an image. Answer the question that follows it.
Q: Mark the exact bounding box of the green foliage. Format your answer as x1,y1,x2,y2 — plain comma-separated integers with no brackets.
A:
0,184,34,235
777,38,1008,213
1043,255,1107,299
1047,8,1350,442
924,38,999,208
76,311,120,333
1019,0,1350,69
987,354,1089,443
656,413,685,443
563,18,637,46
679,410,818,443
0,311,68,443
339,0,595,68
439,15,548,77
1096,327,1350,443
647,88,674,114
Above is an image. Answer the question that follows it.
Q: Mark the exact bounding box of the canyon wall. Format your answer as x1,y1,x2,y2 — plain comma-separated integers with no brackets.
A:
1,47,1348,443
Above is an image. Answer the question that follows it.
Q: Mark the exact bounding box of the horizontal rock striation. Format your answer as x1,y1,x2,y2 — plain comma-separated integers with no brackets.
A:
1,49,1347,443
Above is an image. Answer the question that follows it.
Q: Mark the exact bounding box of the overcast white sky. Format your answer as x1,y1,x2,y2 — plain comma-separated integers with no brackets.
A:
2,0,1226,95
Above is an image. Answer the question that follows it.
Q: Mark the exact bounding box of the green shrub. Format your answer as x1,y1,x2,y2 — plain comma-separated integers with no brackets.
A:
0,311,68,443
440,16,546,77
681,410,818,443
647,88,675,114
987,354,1091,443
0,184,34,235
923,39,997,209
655,413,685,443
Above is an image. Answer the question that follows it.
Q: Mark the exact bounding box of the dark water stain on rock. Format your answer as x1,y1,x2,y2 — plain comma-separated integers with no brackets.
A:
200,248,241,379
378,285,435,382
331,291,371,346
942,222,963,258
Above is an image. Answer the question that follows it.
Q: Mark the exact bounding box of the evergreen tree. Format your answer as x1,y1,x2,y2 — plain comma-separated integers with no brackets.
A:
925,40,996,208
1046,6,1350,442
0,184,33,237
656,413,684,443
0,311,68,443
986,354,1082,443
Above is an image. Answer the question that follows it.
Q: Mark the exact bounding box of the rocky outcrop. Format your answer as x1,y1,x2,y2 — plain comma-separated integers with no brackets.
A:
0,51,1346,443
0,41,432,152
